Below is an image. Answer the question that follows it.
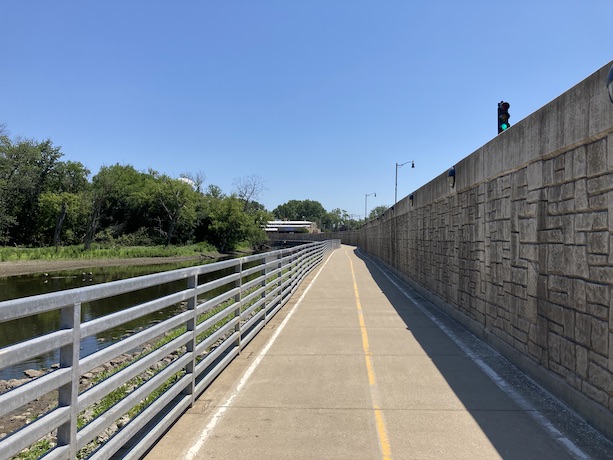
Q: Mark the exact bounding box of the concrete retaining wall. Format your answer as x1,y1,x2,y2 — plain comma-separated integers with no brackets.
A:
296,61,613,439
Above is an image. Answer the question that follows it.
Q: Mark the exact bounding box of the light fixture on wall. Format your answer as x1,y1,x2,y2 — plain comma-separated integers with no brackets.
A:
409,193,414,206
607,64,613,104
447,167,456,188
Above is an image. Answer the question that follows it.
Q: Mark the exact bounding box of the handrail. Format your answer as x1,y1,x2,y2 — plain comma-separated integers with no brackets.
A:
0,240,340,459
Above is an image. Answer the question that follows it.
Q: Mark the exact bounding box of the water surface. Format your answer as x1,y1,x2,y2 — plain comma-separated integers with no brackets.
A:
0,259,212,380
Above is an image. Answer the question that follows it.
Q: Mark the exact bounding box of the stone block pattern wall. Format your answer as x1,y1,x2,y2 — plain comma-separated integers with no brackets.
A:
334,63,613,437
359,136,613,419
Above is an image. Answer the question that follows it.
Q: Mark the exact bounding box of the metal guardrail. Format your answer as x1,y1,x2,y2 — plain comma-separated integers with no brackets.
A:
0,240,340,459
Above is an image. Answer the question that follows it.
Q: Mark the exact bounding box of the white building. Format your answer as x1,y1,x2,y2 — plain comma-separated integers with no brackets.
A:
264,220,319,234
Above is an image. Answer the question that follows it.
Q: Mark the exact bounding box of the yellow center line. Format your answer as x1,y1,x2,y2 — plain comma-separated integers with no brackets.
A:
346,250,392,460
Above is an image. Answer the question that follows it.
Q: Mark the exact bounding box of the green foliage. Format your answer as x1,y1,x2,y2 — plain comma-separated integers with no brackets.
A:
46,160,90,193
36,191,91,245
0,127,358,254
0,243,217,262
322,208,361,231
14,438,54,460
369,205,388,220
203,195,268,252
0,135,88,245
272,199,327,226
150,173,198,246
114,227,156,246
205,184,224,199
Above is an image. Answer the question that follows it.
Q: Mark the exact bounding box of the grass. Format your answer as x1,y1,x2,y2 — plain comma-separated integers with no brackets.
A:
0,242,219,262
15,438,55,460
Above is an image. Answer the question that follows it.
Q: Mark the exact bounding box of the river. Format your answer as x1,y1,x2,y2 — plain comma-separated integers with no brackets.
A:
0,259,214,380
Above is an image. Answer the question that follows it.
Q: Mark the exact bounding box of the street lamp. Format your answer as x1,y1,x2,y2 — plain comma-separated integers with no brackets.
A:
365,192,376,221
395,161,415,204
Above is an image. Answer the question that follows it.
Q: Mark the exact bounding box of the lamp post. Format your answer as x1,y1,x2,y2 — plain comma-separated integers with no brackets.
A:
365,192,376,221
395,161,415,204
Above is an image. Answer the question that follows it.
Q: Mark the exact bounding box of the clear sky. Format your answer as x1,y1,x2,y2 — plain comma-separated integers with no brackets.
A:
2,1,612,219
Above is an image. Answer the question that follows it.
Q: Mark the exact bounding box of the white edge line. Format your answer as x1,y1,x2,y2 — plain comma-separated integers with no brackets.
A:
185,252,334,460
357,249,589,460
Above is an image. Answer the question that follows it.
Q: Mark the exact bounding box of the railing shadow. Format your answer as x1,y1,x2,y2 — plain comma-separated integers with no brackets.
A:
350,247,608,459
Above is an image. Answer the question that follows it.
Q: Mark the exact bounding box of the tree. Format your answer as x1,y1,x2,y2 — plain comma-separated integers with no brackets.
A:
233,175,266,211
205,184,224,199
46,160,90,194
37,191,90,246
324,208,346,232
180,170,206,193
83,164,134,249
20,140,63,240
203,196,249,252
0,130,14,244
243,200,266,213
201,194,269,252
369,205,388,220
0,126,275,250
272,199,327,228
322,208,362,232
0,136,64,245
42,161,90,248
152,175,197,246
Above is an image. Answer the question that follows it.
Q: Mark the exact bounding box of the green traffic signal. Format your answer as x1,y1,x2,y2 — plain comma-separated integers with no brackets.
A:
498,101,511,133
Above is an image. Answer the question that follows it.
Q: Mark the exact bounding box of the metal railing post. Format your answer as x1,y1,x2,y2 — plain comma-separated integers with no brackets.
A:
184,274,198,405
56,302,81,458
262,255,269,322
234,260,242,352
277,250,283,299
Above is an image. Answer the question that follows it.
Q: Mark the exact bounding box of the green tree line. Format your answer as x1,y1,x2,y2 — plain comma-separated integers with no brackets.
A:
0,131,271,252
0,128,364,252
271,200,362,232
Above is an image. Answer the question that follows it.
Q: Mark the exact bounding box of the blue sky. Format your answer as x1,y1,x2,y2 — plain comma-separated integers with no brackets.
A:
2,1,612,219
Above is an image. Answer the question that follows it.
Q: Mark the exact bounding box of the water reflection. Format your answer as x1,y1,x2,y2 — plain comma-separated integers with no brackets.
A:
0,259,211,380
0,260,207,302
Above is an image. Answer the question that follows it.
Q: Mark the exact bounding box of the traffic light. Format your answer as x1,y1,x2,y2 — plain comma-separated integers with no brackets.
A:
498,101,510,133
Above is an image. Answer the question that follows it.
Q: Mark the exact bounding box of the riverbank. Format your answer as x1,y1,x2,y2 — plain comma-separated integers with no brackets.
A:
0,254,223,278
0,339,184,454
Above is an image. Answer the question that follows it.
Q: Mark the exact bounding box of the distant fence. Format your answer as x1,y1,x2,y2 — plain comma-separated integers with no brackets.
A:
0,240,340,459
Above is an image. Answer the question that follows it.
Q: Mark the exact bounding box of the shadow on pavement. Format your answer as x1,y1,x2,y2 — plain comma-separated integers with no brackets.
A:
352,247,613,460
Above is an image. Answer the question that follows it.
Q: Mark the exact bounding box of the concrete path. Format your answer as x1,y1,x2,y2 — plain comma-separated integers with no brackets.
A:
145,245,613,460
